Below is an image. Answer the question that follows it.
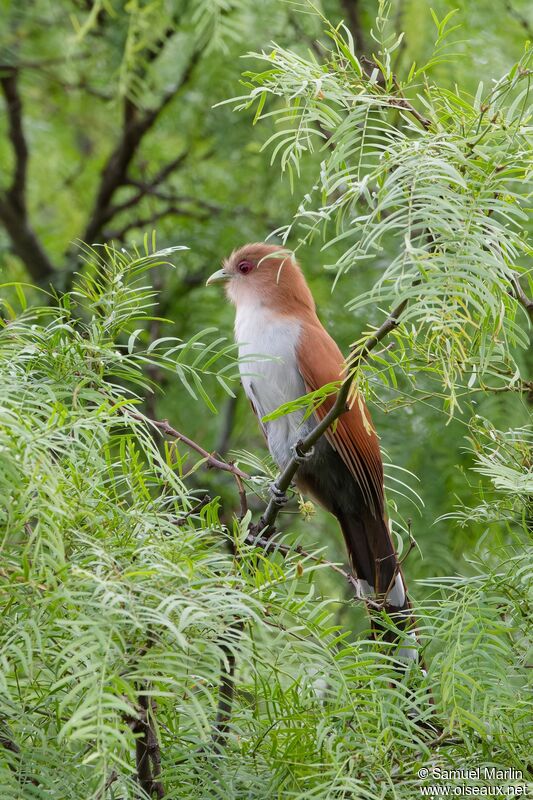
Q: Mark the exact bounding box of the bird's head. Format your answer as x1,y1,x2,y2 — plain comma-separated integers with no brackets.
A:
206,242,315,315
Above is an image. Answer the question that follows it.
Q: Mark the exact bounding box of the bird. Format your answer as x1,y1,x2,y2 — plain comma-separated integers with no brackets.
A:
207,242,417,661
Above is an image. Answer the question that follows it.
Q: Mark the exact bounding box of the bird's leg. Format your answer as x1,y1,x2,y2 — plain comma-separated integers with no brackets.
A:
290,442,315,464
269,482,289,506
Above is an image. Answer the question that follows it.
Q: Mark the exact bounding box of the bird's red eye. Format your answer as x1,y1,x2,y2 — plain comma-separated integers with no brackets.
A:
237,260,253,275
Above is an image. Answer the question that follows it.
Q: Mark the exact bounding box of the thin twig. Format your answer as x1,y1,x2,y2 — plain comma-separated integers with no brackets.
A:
386,96,432,131
96,769,118,799
511,273,533,323
123,409,249,479
172,495,211,527
234,474,248,520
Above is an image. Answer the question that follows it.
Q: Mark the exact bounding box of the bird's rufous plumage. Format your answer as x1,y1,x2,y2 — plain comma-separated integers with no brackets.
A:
207,243,416,659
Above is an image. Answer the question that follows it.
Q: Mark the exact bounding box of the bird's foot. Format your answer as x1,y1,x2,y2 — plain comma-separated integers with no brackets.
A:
290,443,315,464
269,483,289,506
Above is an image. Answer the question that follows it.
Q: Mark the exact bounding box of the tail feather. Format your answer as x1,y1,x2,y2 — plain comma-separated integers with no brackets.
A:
338,509,418,661
296,440,420,663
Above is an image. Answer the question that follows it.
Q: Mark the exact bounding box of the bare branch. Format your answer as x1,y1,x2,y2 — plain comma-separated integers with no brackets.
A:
130,148,194,191
0,66,28,212
0,197,56,281
386,95,432,131
0,66,56,281
123,409,250,480
234,473,248,520
172,495,211,526
0,719,39,786
107,150,191,218
104,203,210,242
511,273,533,323
360,58,432,130
82,49,201,244
135,696,164,799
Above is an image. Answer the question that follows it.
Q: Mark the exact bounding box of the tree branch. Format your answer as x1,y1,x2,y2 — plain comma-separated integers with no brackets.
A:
104,203,210,242
82,49,201,244
386,95,432,131
106,150,191,219
0,66,56,281
134,696,164,799
0,66,27,212
0,197,56,281
126,148,194,194
172,495,211,526
0,719,39,786
505,0,533,39
123,409,249,479
511,273,533,323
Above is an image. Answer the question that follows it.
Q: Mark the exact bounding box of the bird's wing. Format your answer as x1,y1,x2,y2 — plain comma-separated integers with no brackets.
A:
296,320,385,514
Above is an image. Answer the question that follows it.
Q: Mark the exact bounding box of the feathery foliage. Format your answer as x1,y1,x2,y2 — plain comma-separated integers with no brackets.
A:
229,5,532,413
0,243,531,798
0,2,532,797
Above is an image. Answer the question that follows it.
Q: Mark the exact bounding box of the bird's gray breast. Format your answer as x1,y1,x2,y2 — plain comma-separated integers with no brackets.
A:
235,306,314,468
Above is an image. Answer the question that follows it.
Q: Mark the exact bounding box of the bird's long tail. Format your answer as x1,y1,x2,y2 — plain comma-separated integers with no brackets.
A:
338,507,418,663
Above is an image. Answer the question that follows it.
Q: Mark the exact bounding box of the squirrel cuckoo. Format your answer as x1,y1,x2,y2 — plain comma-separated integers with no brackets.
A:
207,243,417,660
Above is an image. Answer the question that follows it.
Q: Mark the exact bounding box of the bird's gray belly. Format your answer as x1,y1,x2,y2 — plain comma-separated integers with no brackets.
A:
236,313,312,468
242,367,314,469
266,405,315,468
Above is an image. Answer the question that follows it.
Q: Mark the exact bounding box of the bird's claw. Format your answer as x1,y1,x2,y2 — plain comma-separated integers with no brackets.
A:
269,483,288,506
290,443,314,464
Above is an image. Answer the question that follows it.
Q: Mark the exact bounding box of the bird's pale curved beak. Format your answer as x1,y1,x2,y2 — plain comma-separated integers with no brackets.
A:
206,268,230,286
